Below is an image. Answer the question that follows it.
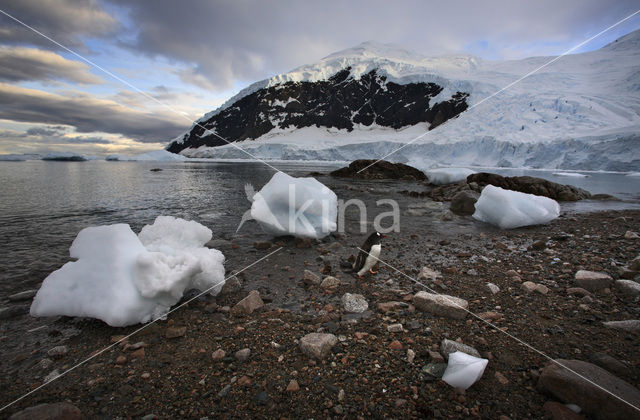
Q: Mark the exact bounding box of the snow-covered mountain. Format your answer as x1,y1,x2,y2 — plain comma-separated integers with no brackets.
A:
167,31,640,171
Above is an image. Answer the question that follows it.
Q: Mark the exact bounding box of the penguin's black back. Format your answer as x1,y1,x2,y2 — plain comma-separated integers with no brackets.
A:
353,232,382,272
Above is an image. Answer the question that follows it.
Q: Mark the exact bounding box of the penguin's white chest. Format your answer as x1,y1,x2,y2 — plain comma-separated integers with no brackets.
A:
358,244,381,276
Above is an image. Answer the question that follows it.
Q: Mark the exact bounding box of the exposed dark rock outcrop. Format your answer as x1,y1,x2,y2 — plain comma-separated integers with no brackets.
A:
330,159,427,181
467,172,592,201
167,68,469,153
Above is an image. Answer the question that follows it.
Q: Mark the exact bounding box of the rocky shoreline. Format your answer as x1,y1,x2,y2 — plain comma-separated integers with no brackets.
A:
2,204,640,419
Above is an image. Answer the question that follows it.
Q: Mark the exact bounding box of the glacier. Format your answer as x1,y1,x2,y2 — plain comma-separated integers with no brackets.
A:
170,31,640,171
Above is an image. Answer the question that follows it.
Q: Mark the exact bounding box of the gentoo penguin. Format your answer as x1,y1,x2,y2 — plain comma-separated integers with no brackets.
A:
353,231,384,277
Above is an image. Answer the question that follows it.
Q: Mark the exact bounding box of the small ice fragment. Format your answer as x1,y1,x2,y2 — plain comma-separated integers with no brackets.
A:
441,351,488,390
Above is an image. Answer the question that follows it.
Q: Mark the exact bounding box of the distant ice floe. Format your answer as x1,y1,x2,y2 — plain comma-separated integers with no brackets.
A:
30,216,225,327
472,185,560,229
251,172,337,239
425,167,476,185
106,150,187,162
41,152,93,161
552,172,589,178
627,172,640,177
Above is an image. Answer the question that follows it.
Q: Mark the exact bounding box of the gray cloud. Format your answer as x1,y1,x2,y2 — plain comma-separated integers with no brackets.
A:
25,126,67,137
110,0,640,90
0,83,188,142
0,0,118,50
0,46,103,83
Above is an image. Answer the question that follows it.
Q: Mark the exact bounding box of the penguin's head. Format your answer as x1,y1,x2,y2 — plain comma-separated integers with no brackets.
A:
371,231,385,244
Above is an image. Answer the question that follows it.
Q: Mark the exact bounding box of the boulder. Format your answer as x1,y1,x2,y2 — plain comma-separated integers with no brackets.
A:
603,320,640,333
574,270,612,292
615,280,640,296
413,291,468,319
320,276,340,289
299,333,337,359
9,402,82,420
302,270,322,285
538,359,640,420
449,190,479,215
467,172,591,201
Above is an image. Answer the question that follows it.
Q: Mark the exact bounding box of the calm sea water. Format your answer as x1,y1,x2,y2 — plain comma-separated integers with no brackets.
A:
1,160,639,295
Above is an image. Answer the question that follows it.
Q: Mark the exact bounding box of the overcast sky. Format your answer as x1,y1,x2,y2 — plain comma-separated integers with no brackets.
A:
0,0,638,155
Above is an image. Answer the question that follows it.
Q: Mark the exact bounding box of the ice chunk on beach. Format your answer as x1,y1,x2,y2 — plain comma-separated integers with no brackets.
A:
442,351,488,390
425,168,476,185
473,185,560,229
30,217,225,327
251,172,337,239
138,216,225,295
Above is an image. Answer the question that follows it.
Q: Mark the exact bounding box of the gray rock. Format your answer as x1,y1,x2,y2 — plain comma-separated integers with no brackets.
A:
387,323,404,333
7,290,37,302
538,359,640,420
35,358,53,370
230,290,264,316
417,266,441,282
574,270,612,292
422,363,447,379
449,190,479,215
486,283,500,294
220,275,242,295
9,402,81,420
320,276,340,289
603,319,640,333
341,293,368,313
522,281,549,294
413,291,468,320
615,280,640,296
234,348,251,362
440,339,480,359
218,384,231,398
47,346,68,359
43,369,60,383
302,270,322,285
628,256,640,272
624,230,640,239
299,333,337,359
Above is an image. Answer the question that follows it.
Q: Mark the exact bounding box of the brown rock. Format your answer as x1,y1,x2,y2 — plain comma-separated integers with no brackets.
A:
413,291,468,320
237,375,251,386
130,348,145,359
9,402,82,420
467,172,591,201
165,326,186,339
450,190,479,215
538,359,640,420
566,287,591,297
286,379,300,392
389,340,403,350
231,290,264,316
211,349,226,361
115,355,126,365
377,301,407,313
302,270,321,285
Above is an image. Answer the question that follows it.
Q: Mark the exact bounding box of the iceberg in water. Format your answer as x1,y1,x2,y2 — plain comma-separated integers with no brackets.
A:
425,168,476,185
251,172,337,239
442,351,489,390
473,185,560,229
30,216,225,327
